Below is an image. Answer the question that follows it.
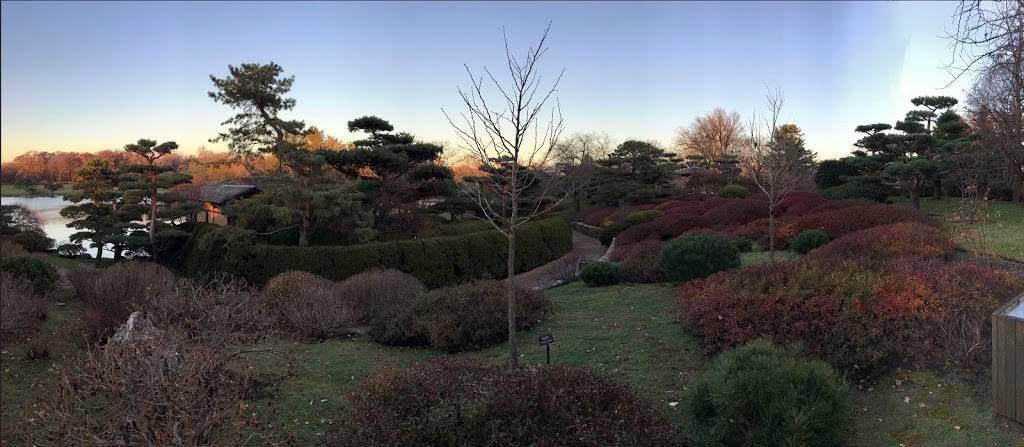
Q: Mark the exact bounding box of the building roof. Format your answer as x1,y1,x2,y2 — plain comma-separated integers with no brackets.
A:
198,176,282,204
673,167,712,177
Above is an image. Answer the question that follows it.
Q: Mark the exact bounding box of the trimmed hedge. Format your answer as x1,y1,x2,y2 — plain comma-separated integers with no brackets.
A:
660,232,740,282
185,216,572,288
580,262,624,286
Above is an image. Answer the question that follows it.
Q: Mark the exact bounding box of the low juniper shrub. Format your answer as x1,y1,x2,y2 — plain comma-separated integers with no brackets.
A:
580,261,624,286
790,229,830,254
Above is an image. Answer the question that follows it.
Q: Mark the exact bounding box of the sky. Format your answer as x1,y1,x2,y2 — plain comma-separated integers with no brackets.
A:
0,1,975,162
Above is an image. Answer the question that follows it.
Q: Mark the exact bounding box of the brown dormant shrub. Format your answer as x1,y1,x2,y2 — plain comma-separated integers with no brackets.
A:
144,275,274,345
32,331,258,446
72,262,175,342
0,237,28,258
264,271,354,339
263,270,321,305
339,268,426,329
0,272,46,342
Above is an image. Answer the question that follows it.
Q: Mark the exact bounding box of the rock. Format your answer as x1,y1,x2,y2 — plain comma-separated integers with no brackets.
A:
109,311,160,344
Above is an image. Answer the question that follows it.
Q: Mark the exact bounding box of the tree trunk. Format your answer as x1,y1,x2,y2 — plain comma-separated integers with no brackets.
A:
1013,167,1024,203
911,183,921,210
94,244,102,265
767,201,776,263
113,242,122,262
506,219,518,369
933,177,943,200
299,203,311,247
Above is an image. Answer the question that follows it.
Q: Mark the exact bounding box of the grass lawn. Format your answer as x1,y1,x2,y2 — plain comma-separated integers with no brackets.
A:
740,249,798,267
0,288,86,440
895,197,1024,262
0,183,75,197
243,282,1022,446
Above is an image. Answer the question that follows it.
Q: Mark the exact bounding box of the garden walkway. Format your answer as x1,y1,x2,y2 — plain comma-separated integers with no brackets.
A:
515,231,607,290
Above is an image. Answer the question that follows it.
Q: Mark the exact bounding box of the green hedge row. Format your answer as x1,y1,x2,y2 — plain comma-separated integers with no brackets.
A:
184,217,573,288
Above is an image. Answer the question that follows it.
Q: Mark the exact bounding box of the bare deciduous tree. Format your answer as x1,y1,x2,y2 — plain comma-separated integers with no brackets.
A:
553,131,611,210
739,88,816,261
674,108,745,170
443,25,569,368
947,0,1024,201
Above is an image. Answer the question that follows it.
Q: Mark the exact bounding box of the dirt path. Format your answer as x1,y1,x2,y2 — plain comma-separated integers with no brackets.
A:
515,231,607,290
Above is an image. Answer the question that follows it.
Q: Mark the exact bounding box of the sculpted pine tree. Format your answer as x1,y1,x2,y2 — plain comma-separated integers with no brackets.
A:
60,158,145,262
121,139,194,258
209,63,364,246
323,116,452,231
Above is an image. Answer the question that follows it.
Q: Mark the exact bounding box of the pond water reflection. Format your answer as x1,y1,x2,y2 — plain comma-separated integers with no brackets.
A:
1,195,112,258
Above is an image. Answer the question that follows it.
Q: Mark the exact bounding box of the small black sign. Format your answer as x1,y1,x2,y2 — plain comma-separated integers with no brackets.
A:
537,334,554,346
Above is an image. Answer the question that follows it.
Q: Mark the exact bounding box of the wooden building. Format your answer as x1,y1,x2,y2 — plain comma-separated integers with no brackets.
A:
195,178,271,225
993,292,1024,428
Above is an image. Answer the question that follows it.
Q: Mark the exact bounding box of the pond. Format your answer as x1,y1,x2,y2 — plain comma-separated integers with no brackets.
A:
1,195,113,258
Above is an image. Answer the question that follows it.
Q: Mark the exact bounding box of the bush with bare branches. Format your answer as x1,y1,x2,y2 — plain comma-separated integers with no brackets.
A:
145,275,275,345
340,268,425,329
0,237,28,258
31,331,258,446
0,272,46,342
264,271,356,339
70,262,176,341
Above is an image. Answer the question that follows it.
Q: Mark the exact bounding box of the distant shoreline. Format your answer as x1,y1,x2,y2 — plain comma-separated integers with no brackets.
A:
0,182,74,197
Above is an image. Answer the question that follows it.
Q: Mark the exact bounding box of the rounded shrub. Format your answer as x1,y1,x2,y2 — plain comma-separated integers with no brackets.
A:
0,256,58,293
579,261,624,286
263,271,321,305
414,280,549,352
701,199,769,226
687,340,850,447
620,243,665,283
732,236,753,253
660,233,740,282
808,222,954,261
790,229,829,254
718,184,750,199
263,270,357,340
338,358,677,447
339,269,426,345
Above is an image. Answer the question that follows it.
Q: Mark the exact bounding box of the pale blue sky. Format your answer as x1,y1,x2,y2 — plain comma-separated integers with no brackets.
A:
1,1,973,161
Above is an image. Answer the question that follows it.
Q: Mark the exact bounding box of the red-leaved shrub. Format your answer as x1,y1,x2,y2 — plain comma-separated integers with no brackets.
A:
614,220,664,245
662,203,706,216
580,206,617,226
702,199,769,226
678,257,1023,376
621,240,666,283
804,198,874,215
611,239,666,262
776,193,827,217
777,204,935,245
876,261,1022,368
809,223,956,262
338,358,677,446
659,214,709,238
